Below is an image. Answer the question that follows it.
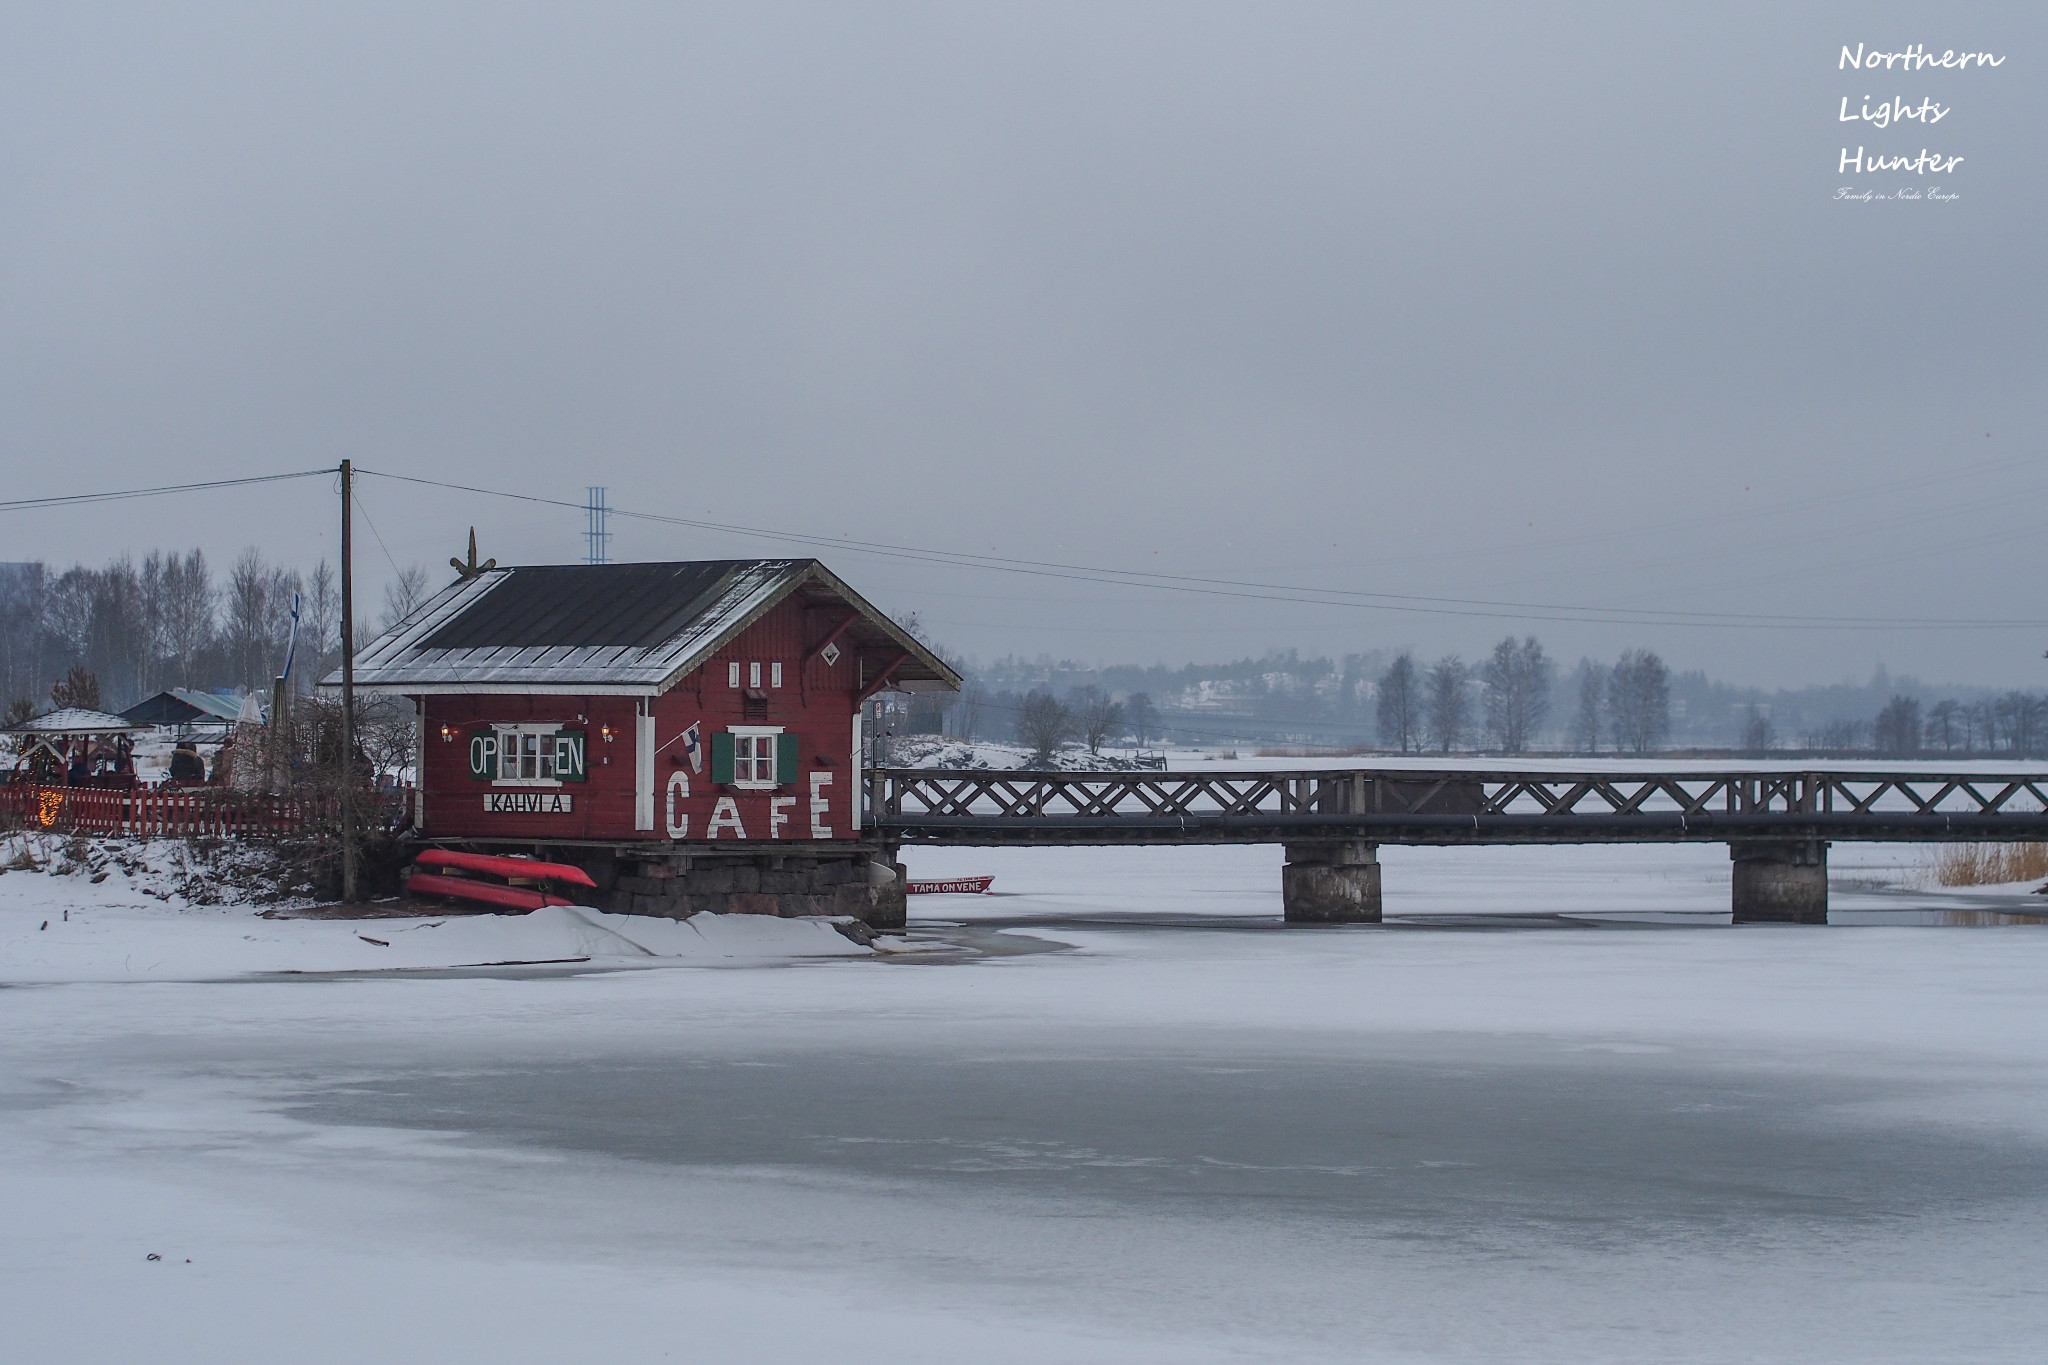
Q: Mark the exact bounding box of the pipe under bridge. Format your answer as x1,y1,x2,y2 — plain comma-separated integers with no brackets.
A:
865,767,2048,925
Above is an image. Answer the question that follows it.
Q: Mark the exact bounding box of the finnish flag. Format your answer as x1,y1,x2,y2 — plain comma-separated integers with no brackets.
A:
681,722,703,773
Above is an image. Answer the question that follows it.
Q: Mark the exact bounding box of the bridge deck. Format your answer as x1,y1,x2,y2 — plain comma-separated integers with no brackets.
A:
866,768,2048,846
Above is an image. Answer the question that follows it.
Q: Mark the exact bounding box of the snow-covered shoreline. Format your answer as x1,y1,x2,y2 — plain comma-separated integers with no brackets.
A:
0,836,871,981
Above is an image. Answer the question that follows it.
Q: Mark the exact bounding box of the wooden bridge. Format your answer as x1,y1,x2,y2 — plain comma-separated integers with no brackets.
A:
865,767,2048,924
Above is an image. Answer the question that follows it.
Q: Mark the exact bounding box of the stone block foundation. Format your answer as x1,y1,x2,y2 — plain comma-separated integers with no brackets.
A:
524,844,908,929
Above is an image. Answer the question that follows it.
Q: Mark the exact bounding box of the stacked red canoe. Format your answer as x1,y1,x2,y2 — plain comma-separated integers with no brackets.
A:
405,849,597,912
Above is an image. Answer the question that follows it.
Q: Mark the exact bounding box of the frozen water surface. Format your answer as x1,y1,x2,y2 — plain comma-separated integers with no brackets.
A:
7,841,2048,1361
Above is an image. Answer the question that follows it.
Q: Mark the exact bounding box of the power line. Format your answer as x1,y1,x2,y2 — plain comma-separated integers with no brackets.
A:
350,492,405,584
0,469,332,512
356,467,2048,633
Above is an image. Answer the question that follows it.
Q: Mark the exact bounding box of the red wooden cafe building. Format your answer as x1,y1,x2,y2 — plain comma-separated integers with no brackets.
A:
327,559,959,924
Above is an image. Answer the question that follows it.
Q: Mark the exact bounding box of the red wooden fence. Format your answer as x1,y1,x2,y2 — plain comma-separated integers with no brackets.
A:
1,785,409,839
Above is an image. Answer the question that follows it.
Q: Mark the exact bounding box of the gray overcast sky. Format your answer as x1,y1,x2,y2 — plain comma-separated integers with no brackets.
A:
3,2,2043,688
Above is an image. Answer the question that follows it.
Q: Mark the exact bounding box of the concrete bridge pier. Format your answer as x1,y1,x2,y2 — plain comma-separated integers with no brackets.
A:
1729,840,1829,924
1283,841,1382,923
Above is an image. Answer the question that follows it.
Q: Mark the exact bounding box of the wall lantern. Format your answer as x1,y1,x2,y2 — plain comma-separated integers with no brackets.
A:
439,725,455,743
600,724,615,742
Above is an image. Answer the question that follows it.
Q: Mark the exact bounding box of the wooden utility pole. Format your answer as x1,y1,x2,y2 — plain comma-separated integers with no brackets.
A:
339,459,358,904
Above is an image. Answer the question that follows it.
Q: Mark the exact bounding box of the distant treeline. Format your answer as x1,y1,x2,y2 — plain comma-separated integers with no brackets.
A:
0,550,434,719
889,636,2048,758
5,553,2040,758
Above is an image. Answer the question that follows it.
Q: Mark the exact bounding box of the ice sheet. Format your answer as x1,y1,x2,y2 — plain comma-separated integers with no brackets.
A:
7,840,2048,1361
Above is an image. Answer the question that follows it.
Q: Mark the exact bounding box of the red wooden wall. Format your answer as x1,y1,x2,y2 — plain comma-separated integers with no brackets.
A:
419,595,869,844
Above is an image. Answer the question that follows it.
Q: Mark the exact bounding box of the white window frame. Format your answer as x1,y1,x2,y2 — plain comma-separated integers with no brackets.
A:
728,661,741,688
494,723,566,787
748,661,762,688
727,725,783,790
771,661,783,688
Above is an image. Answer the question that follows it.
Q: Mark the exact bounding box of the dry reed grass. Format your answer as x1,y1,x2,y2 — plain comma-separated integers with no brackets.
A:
1931,842,2048,887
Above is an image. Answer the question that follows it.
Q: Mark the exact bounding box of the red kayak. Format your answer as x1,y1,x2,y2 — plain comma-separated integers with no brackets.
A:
414,848,597,888
405,871,576,912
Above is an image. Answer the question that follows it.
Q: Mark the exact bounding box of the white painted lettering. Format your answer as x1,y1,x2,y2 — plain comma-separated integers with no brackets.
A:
707,796,746,839
810,771,834,839
665,771,691,839
769,794,794,839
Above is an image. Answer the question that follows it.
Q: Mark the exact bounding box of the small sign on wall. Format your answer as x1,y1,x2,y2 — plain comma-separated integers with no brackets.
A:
484,792,574,814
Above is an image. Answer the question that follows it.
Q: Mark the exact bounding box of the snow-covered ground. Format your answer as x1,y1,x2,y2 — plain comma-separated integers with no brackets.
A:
0,835,870,980
7,837,2048,1361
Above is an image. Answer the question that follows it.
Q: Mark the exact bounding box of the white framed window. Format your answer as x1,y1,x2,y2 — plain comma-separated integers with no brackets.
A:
728,661,741,687
748,661,762,688
728,725,781,789
771,661,783,688
495,723,565,786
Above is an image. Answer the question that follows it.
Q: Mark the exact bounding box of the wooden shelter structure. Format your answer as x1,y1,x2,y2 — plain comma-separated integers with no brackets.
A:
3,708,148,787
325,558,960,924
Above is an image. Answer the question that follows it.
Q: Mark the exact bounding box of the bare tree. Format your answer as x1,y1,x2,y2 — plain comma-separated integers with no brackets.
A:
1995,691,2046,757
379,564,432,633
0,562,50,710
1424,655,1470,754
1481,636,1549,754
1571,663,1604,754
41,567,96,669
1740,704,1776,754
1926,698,1962,752
356,696,419,788
139,551,172,696
1124,692,1160,745
951,681,987,741
1966,699,1995,752
1071,686,1124,754
1376,653,1421,752
304,559,339,689
1606,649,1669,755
1873,695,1922,756
1015,691,1075,765
225,549,301,690
1817,717,1867,753
77,558,147,706
159,549,217,689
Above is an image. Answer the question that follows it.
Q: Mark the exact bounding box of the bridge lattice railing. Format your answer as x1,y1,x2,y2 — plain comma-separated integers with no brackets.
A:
865,769,2048,823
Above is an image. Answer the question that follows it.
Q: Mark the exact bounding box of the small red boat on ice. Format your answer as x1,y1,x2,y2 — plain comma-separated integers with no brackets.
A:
405,849,596,912
905,876,994,895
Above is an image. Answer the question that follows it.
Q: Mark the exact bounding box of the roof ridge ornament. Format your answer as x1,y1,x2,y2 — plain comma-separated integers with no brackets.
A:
450,527,497,580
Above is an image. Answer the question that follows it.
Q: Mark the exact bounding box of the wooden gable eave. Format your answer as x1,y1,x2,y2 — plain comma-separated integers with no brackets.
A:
788,562,963,691
644,560,962,698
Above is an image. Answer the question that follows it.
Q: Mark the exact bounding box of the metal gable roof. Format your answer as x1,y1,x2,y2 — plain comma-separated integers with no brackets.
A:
121,689,247,726
418,561,756,651
4,707,147,735
320,559,961,697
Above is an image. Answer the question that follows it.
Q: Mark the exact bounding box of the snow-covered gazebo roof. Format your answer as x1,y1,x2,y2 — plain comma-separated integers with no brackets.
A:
2,707,149,736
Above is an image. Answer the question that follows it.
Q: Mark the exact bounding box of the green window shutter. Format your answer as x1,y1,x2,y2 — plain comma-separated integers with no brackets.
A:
776,730,799,784
711,731,735,785
469,728,498,780
554,730,586,782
